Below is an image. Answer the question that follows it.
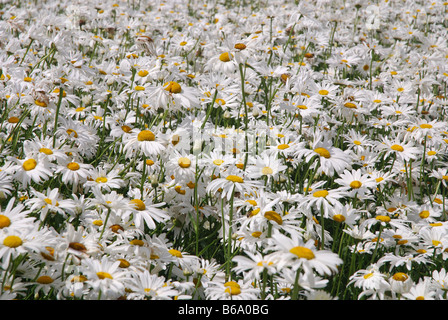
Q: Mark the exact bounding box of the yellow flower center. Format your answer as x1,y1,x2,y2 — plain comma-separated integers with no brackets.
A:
169,249,183,258
277,144,290,150
37,276,54,284
289,246,315,260
219,52,233,62
178,157,191,168
130,199,146,211
264,211,283,225
246,200,257,206
95,177,108,183
234,43,246,50
67,162,80,171
226,175,244,183
121,125,133,133
251,231,262,238
420,123,433,129
375,215,391,223
164,81,182,94
318,89,329,96
419,210,430,219
249,208,260,217
8,116,19,123
35,100,47,107
262,166,273,175
96,272,113,280
66,129,78,138
110,224,124,233
3,235,22,248
344,102,357,109
432,240,442,247
313,190,329,198
350,180,363,189
224,281,241,295
22,159,37,171
333,214,346,223
213,159,224,166
134,85,145,91
314,147,331,158
138,70,149,77
39,147,53,155
130,239,145,246
0,215,11,228
118,259,130,268
392,272,408,282
137,130,155,141
174,186,186,195
391,144,404,152
69,242,87,252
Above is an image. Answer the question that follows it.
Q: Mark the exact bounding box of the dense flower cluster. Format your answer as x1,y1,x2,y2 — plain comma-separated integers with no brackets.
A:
1,0,448,300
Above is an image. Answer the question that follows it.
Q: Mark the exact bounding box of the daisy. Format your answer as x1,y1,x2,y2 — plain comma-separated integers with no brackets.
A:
232,251,279,281
418,227,448,251
25,187,75,221
431,268,448,291
123,192,169,231
122,128,166,158
165,151,197,182
83,167,125,192
22,137,69,163
269,232,343,276
90,187,131,213
295,133,351,176
55,117,99,159
206,169,262,201
334,169,376,198
301,186,347,219
126,270,178,300
377,252,433,273
204,279,260,300
309,80,339,102
343,128,374,154
0,197,34,231
55,158,92,193
81,256,130,299
31,267,65,297
275,266,330,294
147,80,199,111
0,226,51,269
204,50,238,74
0,171,13,198
246,151,288,183
402,278,437,300
9,156,53,187
376,135,422,163
327,203,361,227
348,264,390,292
58,224,101,263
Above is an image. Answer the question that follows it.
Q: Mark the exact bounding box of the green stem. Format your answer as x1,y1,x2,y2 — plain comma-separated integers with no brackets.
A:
53,87,64,147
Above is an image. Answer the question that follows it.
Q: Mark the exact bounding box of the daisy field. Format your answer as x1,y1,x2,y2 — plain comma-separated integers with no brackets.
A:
0,0,448,301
